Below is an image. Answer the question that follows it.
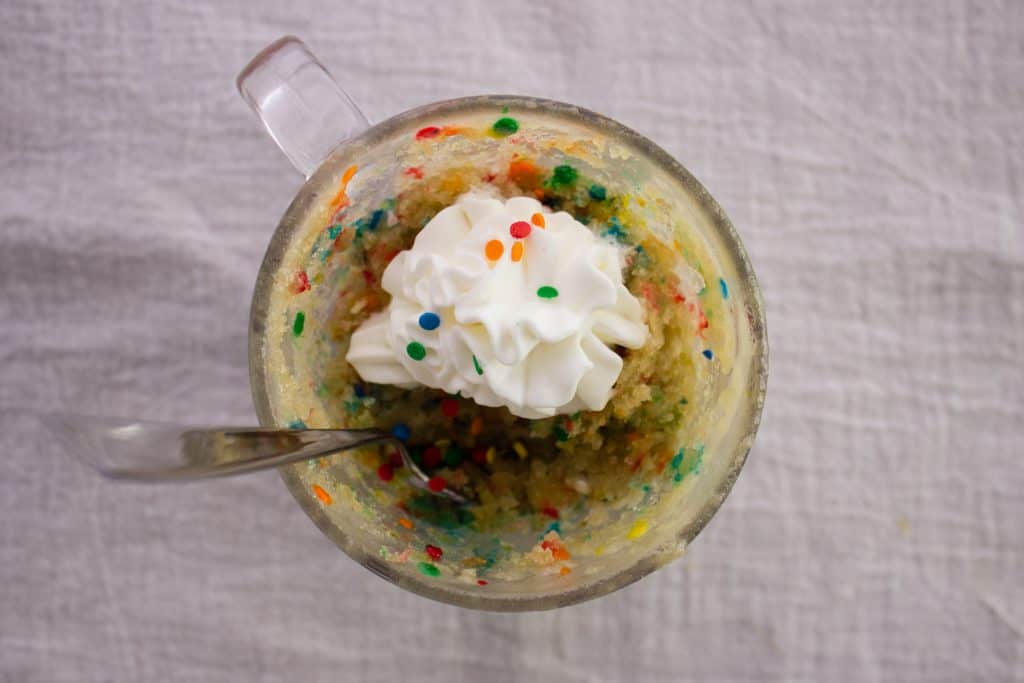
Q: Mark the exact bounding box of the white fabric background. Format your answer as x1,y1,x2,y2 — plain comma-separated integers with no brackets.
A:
2,1,1022,681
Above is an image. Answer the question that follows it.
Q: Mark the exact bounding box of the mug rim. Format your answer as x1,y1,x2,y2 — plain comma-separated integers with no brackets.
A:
248,94,768,611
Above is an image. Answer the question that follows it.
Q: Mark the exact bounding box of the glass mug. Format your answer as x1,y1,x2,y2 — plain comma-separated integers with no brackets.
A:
239,36,767,611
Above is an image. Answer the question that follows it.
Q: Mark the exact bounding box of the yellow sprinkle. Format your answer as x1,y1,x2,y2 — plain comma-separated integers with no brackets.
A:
435,438,451,448
513,441,528,459
593,545,605,557
486,446,496,464
627,519,649,540
470,417,484,436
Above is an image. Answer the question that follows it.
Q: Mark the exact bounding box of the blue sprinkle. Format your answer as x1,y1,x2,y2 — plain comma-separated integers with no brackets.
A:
544,521,562,536
353,384,365,398
702,349,714,360
391,423,411,441
287,419,307,430
368,209,385,231
328,224,343,239
418,312,441,331
719,278,729,299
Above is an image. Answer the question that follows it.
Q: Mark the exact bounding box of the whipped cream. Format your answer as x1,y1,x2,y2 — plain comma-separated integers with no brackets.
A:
345,192,648,419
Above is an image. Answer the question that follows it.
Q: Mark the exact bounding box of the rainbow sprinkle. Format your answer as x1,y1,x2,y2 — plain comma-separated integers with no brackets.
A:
407,342,426,361
537,286,559,299
418,312,441,330
485,240,504,261
491,117,519,136
418,562,441,577
627,519,649,539
510,221,531,239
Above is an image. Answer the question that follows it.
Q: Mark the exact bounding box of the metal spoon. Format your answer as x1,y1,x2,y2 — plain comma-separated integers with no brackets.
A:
42,413,469,504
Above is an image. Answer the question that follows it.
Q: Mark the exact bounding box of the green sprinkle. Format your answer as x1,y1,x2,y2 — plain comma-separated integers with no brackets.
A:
492,117,519,136
407,341,426,361
292,311,305,336
328,224,343,239
553,424,570,442
688,445,705,475
443,446,465,467
418,562,441,577
549,164,578,188
670,449,684,470
673,471,683,484
501,106,509,113
287,419,307,430
537,286,559,299
472,355,484,375
588,184,607,200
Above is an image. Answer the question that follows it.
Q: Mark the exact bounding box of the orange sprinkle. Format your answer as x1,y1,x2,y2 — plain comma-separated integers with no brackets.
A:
328,165,359,212
560,566,572,576
485,240,504,261
626,432,642,443
530,212,545,228
398,517,414,530
511,241,524,262
470,416,484,436
541,540,571,562
508,158,540,184
311,484,332,505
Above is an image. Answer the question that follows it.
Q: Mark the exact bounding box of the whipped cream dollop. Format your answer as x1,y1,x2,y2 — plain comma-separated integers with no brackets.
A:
345,192,648,419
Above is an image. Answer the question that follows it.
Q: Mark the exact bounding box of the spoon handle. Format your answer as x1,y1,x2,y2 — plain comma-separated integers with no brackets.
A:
42,413,400,483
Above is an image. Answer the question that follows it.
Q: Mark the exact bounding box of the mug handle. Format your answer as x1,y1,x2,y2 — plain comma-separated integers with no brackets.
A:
236,36,369,178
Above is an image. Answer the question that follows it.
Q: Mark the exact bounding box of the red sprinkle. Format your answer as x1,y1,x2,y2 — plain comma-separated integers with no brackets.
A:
404,166,424,179
388,451,404,468
425,544,443,561
440,398,460,418
427,476,446,493
422,447,442,468
377,463,394,482
362,270,376,286
289,270,310,294
415,126,441,140
471,447,487,465
541,506,560,519
510,221,532,239
477,579,488,586
673,292,686,304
